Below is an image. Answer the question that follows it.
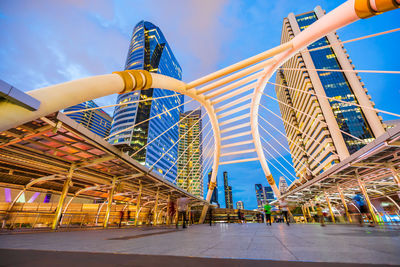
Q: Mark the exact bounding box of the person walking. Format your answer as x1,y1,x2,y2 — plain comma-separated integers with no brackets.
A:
237,209,243,224
315,203,325,226
119,210,124,228
176,197,189,229
264,202,272,225
353,193,374,227
280,198,290,226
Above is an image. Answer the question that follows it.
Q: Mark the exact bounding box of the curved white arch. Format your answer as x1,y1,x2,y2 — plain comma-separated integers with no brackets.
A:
250,0,363,197
0,0,398,223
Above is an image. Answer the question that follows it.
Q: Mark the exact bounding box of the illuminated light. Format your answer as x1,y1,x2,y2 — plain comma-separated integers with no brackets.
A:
4,188,11,202
16,192,26,203
28,192,40,203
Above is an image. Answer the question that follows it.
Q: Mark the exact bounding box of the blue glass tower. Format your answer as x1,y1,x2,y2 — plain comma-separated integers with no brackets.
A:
275,6,384,179
64,101,112,138
295,12,374,154
108,21,183,182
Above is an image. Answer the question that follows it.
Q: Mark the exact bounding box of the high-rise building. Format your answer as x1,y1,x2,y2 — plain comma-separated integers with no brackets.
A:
255,184,267,210
278,177,288,194
223,171,233,209
108,21,184,182
64,101,112,138
177,110,203,197
236,201,244,210
275,6,384,181
264,186,275,203
208,169,219,206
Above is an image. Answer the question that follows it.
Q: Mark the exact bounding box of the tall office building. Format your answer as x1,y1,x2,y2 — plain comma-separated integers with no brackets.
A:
264,185,275,203
64,101,112,138
208,169,219,206
177,110,203,197
278,177,288,194
108,21,184,182
275,7,384,181
223,171,233,209
255,184,267,210
236,201,244,210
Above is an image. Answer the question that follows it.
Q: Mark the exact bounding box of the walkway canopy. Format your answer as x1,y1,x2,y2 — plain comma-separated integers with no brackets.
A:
0,112,205,205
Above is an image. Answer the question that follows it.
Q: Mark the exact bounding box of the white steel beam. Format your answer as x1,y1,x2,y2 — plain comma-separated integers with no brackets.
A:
217,103,251,119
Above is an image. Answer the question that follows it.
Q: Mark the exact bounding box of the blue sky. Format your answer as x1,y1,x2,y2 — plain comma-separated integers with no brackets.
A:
0,1,399,209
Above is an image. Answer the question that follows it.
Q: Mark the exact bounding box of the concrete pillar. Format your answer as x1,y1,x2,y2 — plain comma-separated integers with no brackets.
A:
134,181,142,226
337,184,352,223
153,187,159,225
324,191,335,223
103,176,117,228
356,174,378,224
51,165,74,230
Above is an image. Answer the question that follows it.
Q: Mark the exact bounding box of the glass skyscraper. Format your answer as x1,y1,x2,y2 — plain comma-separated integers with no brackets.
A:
108,21,184,182
223,171,233,209
64,101,112,138
255,184,266,210
275,6,384,181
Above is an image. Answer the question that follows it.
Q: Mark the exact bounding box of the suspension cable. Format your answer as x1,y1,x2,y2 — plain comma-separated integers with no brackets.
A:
306,27,400,53
163,119,211,179
180,137,215,191
261,146,296,183
186,142,215,191
188,156,213,192
258,118,323,167
105,99,194,140
150,112,207,171
259,133,306,175
279,67,400,75
131,106,202,159
269,82,400,118
182,132,215,186
259,123,309,172
259,103,339,157
64,93,182,115
262,92,367,144
173,127,214,183
263,154,293,184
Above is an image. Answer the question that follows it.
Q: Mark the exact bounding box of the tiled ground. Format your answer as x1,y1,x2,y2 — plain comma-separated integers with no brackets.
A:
0,223,399,265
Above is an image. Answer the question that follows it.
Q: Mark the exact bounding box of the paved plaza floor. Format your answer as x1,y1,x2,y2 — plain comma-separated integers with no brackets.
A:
0,223,399,266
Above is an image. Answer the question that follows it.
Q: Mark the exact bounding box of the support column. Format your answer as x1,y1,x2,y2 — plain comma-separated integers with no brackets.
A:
356,173,378,224
200,181,216,223
301,205,308,223
103,176,117,228
306,204,312,218
324,191,335,223
134,181,142,226
166,194,171,225
153,187,159,225
337,184,352,223
51,165,74,230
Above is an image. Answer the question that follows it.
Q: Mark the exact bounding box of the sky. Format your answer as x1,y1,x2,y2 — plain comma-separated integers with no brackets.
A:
0,1,399,210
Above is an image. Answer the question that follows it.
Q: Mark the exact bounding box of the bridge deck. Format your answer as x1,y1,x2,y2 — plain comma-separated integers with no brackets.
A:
0,223,399,266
